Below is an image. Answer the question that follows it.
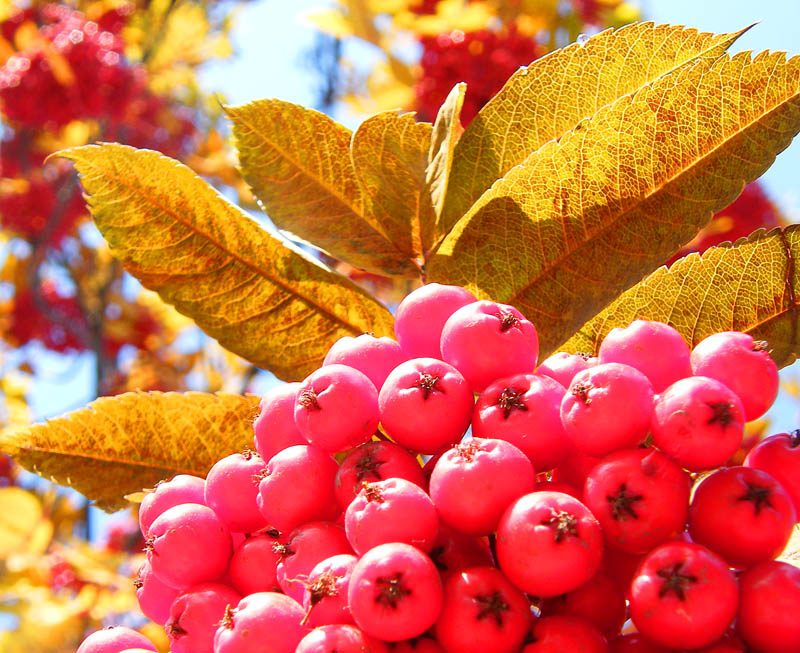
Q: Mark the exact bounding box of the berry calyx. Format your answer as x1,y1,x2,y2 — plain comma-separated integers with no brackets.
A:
656,562,697,600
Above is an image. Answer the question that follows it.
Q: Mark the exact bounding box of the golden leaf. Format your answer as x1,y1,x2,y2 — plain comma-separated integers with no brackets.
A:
0,391,260,511
0,488,51,557
427,83,466,231
439,22,750,234
304,9,355,38
564,227,800,368
779,526,800,569
229,99,421,277
429,51,800,357
58,144,394,380
351,110,436,262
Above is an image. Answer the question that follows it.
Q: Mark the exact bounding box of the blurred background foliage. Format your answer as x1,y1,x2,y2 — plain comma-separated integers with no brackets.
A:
0,0,789,649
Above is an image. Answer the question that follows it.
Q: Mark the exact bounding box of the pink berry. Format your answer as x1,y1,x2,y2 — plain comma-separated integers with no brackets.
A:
688,466,796,569
253,383,306,461
428,523,495,583
737,561,800,651
598,320,692,393
345,477,439,554
295,364,379,453
430,438,535,536
138,474,205,536
213,592,309,653
434,566,532,652
134,559,180,626
629,542,738,650
379,358,474,454
295,624,389,652
394,283,477,359
537,351,597,388
334,440,425,510
651,376,745,472
561,363,653,457
472,373,571,470
523,616,609,653
323,333,407,391
277,521,353,603
228,529,285,595
348,542,443,641
496,491,603,597
77,627,157,653
582,448,691,555
540,571,626,637
146,503,232,590
256,444,340,533
204,450,267,533
302,554,358,627
690,331,779,420
167,583,242,653
745,430,800,514
441,300,539,392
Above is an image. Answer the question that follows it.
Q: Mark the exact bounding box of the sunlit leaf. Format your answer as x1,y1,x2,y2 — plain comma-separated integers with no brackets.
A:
439,22,749,234
0,391,260,511
564,227,800,368
351,110,436,262
0,488,51,557
779,527,800,569
427,83,466,234
429,51,800,357
229,100,420,277
58,144,395,380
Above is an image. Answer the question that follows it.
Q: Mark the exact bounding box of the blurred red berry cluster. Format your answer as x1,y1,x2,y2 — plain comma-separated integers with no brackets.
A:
0,3,200,357
416,27,545,124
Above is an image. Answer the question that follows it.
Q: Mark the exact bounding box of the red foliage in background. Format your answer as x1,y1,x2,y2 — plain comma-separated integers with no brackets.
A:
416,27,545,124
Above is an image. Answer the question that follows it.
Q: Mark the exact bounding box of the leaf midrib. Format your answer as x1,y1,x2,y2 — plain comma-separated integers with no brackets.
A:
505,64,799,308
8,442,200,475
74,148,374,337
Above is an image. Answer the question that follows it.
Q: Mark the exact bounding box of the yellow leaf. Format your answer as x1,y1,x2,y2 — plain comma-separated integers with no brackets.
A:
0,391,260,511
228,100,420,277
351,111,436,262
439,22,750,235
0,488,49,557
58,144,395,380
427,83,465,230
429,51,800,357
304,9,355,38
563,227,800,368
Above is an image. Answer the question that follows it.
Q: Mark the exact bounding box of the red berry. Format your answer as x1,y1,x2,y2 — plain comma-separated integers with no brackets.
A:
429,438,535,536
253,383,306,461
744,429,800,515
348,542,443,641
736,560,800,651
496,491,603,597
688,466,796,568
583,448,691,554
434,566,531,652
522,616,609,653
629,541,738,649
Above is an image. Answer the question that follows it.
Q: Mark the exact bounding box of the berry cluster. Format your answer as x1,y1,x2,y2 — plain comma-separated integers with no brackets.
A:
78,283,800,652
0,5,196,245
415,28,544,124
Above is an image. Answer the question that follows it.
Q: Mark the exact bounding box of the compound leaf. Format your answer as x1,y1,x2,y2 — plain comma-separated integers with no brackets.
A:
59,144,394,381
440,22,749,234
429,52,800,358
350,110,436,262
228,99,420,277
0,392,260,512
564,226,800,368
